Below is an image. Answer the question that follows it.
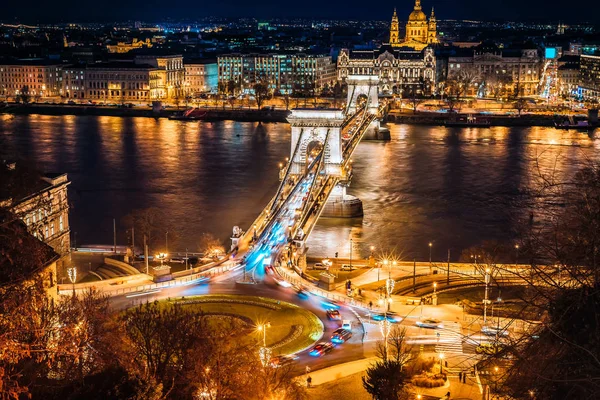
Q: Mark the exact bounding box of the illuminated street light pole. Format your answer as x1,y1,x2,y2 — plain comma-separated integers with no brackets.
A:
386,274,395,312
429,242,433,274
483,268,491,325
439,353,445,374
514,244,519,267
68,267,77,295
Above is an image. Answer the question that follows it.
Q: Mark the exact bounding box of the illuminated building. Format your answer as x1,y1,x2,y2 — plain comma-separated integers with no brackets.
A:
184,59,218,96
70,62,158,102
0,208,60,302
0,59,62,99
448,44,541,97
106,38,153,54
135,54,185,99
578,54,600,101
389,0,438,50
557,55,580,97
1,161,71,276
337,47,436,95
217,53,336,94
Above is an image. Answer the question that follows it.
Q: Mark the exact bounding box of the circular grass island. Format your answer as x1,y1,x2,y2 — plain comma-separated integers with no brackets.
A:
164,294,324,356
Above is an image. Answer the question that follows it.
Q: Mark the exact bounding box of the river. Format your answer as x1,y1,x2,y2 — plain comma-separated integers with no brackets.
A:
1,114,598,261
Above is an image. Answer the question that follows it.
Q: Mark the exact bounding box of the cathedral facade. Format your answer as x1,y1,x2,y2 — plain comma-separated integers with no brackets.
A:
390,0,438,51
336,1,439,96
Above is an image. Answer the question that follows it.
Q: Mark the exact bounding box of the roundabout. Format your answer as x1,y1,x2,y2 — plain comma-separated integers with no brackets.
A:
162,294,324,355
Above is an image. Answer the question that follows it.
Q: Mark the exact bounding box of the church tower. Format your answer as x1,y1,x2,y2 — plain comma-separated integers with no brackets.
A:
427,7,438,44
390,8,400,46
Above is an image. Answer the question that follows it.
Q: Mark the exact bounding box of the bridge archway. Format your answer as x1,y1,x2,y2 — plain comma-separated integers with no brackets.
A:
346,74,379,115
287,109,344,177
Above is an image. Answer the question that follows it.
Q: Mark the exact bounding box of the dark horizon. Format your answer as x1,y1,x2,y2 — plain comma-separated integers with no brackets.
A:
1,0,598,25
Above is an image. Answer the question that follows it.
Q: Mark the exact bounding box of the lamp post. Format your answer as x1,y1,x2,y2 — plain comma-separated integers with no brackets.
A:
257,322,271,347
438,353,445,374
379,318,391,361
514,244,519,267
386,274,395,312
68,267,77,295
483,268,491,325
349,237,353,269
428,242,433,264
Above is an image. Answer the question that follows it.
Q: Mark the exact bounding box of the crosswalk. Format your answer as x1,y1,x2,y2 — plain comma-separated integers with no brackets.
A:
435,321,464,355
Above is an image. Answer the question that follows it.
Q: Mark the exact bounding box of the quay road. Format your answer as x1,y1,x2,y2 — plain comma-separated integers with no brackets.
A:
107,259,512,378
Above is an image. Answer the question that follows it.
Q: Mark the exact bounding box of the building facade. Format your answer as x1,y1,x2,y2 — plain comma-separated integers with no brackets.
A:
184,60,218,95
578,54,600,101
217,53,336,94
2,163,71,273
135,54,185,99
84,63,157,102
389,0,438,51
0,60,63,99
106,38,153,54
447,46,542,97
337,47,437,95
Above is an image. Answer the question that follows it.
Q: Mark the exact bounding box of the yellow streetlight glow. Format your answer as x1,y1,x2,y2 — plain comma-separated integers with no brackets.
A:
429,242,432,247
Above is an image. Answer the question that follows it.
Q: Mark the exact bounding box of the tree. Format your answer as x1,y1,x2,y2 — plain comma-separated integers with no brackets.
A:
18,86,30,104
496,162,600,399
515,98,527,115
253,80,270,110
122,207,177,254
407,89,423,114
362,361,410,400
121,302,208,395
198,233,225,258
332,82,345,108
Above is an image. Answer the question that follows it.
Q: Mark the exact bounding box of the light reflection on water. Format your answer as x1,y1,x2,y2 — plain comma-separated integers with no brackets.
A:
0,114,597,261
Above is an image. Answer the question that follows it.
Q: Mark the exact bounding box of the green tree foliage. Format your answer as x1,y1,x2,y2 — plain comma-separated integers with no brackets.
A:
362,360,409,400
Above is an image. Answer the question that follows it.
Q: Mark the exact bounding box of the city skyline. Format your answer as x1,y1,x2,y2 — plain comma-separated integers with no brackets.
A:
2,0,599,24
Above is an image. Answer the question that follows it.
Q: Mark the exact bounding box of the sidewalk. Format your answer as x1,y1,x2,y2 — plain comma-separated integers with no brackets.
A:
297,357,378,387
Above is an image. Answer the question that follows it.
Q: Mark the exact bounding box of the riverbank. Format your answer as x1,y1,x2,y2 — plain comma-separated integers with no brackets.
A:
3,103,596,128
0,104,291,122
387,110,598,128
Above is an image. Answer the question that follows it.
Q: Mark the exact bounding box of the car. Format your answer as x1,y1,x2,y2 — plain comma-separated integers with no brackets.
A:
326,309,341,320
296,289,310,300
331,328,352,344
309,342,334,357
340,264,356,271
481,326,509,337
270,354,298,368
476,343,505,355
313,262,328,270
321,300,341,310
416,318,444,329
372,312,401,323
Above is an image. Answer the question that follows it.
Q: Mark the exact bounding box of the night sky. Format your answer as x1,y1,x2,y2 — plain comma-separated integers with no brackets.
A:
2,0,597,23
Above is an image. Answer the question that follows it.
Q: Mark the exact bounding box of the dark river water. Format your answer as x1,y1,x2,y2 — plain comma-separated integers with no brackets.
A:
1,114,598,261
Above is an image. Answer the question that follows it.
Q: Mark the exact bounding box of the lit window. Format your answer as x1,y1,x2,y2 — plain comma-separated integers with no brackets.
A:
45,225,49,238
59,216,64,232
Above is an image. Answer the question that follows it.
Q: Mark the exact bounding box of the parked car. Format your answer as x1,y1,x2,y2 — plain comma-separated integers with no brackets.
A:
309,342,334,357
313,262,328,270
340,264,356,271
416,318,444,329
326,309,341,321
331,328,352,344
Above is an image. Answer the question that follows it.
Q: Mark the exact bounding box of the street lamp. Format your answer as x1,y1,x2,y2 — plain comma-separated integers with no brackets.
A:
483,268,491,325
156,252,168,266
514,244,519,267
438,353,445,374
379,318,391,361
257,322,271,347
68,267,77,295
428,242,433,264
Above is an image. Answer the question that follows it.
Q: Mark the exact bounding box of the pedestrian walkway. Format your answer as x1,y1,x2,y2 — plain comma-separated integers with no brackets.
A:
435,322,464,355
